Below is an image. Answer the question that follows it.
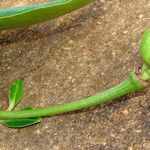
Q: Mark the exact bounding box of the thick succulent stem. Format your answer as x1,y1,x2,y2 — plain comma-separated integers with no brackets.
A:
0,72,144,120
140,28,150,67
141,64,150,81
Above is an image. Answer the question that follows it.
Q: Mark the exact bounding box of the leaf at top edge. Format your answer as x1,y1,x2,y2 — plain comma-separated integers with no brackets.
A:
7,79,23,111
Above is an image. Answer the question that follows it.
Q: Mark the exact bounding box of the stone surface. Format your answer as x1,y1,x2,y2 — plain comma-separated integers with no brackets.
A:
0,0,150,150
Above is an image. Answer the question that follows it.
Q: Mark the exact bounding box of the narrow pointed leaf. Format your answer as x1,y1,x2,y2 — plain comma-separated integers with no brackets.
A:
1,107,41,128
7,79,23,111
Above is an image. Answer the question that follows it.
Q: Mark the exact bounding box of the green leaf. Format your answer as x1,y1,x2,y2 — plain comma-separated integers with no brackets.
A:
0,0,95,30
7,79,23,111
2,118,41,128
1,107,41,128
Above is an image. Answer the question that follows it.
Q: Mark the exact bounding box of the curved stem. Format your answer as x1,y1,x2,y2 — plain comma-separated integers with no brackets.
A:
0,0,95,29
0,72,144,120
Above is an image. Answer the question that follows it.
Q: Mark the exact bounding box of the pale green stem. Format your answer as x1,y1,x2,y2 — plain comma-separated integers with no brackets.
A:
0,72,144,120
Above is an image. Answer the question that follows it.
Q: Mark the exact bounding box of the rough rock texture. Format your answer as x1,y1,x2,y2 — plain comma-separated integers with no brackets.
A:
0,0,150,150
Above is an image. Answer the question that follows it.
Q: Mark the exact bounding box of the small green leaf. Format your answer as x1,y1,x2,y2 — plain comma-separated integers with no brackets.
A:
7,79,23,111
2,107,41,128
2,118,41,128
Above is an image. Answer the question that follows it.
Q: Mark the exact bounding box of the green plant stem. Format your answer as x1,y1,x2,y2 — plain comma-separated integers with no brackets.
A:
0,0,95,29
6,105,13,112
141,64,150,80
0,72,144,120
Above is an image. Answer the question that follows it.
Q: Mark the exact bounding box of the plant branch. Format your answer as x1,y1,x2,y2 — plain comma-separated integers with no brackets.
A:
0,72,145,120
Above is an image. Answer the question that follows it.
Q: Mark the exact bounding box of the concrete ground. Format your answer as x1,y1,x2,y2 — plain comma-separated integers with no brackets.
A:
0,0,150,150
